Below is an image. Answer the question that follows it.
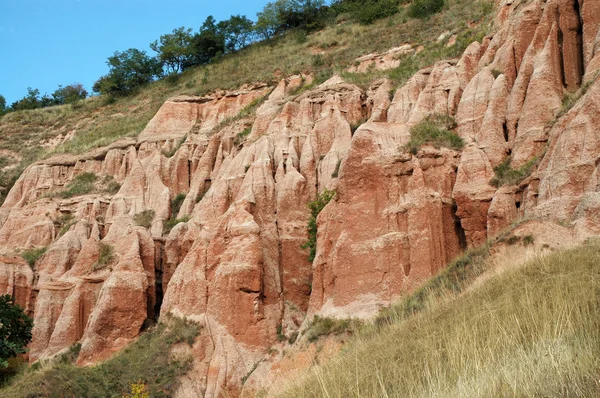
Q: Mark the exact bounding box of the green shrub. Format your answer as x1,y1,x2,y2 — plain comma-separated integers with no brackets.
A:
53,213,76,237
171,193,186,218
20,247,47,267
301,189,336,262
133,210,155,229
332,0,401,25
304,315,363,342
0,317,200,397
405,114,463,154
58,172,98,198
523,235,534,246
92,243,114,271
331,159,342,178
408,0,445,19
102,176,121,194
163,216,190,235
489,156,538,188
234,126,252,147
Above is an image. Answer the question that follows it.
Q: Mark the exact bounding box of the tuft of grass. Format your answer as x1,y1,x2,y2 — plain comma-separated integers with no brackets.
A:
523,235,534,246
162,136,187,158
170,193,186,219
53,213,75,237
555,77,594,121
163,216,190,235
301,189,336,263
233,126,252,147
0,317,200,398
20,247,47,268
304,316,363,343
489,156,537,188
408,0,446,19
405,113,463,154
92,243,114,271
133,210,155,229
56,172,98,199
281,242,600,398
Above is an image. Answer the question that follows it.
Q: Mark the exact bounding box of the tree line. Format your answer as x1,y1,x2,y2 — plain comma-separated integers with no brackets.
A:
0,0,444,116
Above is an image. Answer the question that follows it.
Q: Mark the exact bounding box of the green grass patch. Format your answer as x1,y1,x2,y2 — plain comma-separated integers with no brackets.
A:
405,113,463,154
20,247,47,268
301,189,336,263
56,172,98,199
489,156,538,188
92,243,114,272
0,317,200,398
163,216,190,235
304,316,363,343
408,0,446,19
133,210,156,229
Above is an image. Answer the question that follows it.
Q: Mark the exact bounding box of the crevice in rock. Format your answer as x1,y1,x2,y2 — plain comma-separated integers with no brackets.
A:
452,200,468,251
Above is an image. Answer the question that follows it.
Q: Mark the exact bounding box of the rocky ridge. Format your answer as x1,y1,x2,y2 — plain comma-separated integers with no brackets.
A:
1,0,600,396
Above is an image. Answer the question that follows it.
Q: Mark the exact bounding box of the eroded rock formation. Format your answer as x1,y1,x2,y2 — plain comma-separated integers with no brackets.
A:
1,0,600,396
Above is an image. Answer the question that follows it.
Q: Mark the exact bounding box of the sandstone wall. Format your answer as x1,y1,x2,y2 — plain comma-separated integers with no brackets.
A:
1,0,600,396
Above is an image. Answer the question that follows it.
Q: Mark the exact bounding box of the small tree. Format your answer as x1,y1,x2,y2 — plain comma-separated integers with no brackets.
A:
93,48,162,96
186,16,226,67
150,27,194,74
301,189,335,262
0,295,33,368
218,15,255,52
52,83,88,105
0,95,6,116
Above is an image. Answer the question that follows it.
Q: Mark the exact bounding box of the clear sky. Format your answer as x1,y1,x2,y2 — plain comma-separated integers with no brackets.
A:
0,0,269,105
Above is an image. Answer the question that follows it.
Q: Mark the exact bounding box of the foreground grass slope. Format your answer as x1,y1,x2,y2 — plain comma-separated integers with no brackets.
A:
282,242,600,397
0,0,494,204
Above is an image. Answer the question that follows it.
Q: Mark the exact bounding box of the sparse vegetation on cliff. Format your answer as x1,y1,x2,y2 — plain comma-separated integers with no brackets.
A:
134,210,156,229
489,156,538,188
301,189,336,262
92,243,115,271
405,113,464,154
0,317,200,397
281,241,600,397
20,247,47,268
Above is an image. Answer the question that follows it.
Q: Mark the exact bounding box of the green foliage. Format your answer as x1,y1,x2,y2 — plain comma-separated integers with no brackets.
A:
218,15,255,52
405,114,463,154
256,0,327,39
163,216,190,235
133,210,156,229
332,0,401,25
0,95,6,116
92,243,114,271
171,193,186,218
57,172,98,198
93,49,163,96
301,189,336,262
54,213,75,237
0,295,33,369
51,84,88,105
523,235,534,246
408,0,446,19
554,77,595,122
0,317,200,397
304,315,363,342
20,247,47,268
150,27,194,74
489,156,538,188
234,126,252,146
162,136,187,158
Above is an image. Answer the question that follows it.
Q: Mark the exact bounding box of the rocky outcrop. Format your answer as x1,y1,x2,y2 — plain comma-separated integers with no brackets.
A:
1,0,600,396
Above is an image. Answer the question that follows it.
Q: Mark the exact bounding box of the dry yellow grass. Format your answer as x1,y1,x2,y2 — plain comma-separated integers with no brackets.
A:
278,241,600,397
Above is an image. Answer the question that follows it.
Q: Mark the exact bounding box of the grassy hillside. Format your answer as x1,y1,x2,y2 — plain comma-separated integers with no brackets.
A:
0,0,495,204
0,317,199,397
280,241,600,397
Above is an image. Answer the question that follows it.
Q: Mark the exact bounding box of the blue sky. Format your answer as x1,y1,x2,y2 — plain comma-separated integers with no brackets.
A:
0,0,269,105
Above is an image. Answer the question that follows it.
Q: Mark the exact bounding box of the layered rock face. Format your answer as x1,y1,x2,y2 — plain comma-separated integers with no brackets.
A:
1,0,600,395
